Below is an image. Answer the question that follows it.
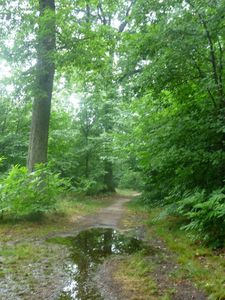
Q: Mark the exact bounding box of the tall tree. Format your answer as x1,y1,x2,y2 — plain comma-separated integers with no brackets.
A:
118,0,225,200
27,0,56,171
58,0,136,192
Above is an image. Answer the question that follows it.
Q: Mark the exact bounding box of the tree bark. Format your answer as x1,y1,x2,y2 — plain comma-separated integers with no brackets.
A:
103,160,115,192
102,100,116,193
27,0,56,171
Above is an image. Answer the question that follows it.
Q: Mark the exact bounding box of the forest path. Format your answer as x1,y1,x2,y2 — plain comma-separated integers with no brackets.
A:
0,193,207,300
89,193,207,300
0,193,134,300
68,194,133,233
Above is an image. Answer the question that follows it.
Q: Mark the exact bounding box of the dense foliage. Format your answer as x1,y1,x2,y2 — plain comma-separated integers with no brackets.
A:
177,189,225,247
0,164,69,218
0,0,224,246
116,0,225,246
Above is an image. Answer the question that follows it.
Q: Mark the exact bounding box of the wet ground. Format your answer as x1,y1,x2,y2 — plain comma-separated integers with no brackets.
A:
63,196,131,234
0,194,207,300
0,196,134,300
49,228,151,300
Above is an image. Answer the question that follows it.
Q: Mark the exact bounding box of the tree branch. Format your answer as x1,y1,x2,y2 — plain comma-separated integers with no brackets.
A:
185,0,222,102
118,0,137,33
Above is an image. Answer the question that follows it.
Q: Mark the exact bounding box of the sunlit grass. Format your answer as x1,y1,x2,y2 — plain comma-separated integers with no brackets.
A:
116,188,140,197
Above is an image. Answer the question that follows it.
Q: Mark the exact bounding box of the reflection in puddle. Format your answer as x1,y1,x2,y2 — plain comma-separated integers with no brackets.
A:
50,228,151,300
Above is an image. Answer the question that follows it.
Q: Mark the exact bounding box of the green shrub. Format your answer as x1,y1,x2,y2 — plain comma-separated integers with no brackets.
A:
0,157,5,178
75,177,105,195
118,169,144,191
140,190,166,207
0,164,70,218
176,190,225,247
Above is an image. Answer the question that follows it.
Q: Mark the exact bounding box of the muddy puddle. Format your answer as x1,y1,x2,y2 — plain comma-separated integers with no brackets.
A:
49,228,152,300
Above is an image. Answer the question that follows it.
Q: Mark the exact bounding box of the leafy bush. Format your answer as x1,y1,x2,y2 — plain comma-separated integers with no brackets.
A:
0,164,70,218
0,157,6,178
118,169,144,191
75,177,105,195
176,190,225,247
140,190,167,207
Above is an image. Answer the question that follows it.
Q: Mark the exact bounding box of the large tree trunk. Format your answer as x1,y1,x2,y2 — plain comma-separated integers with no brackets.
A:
27,0,56,172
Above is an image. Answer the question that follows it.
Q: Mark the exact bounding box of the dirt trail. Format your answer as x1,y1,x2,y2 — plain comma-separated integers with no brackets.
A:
0,194,207,300
70,196,130,231
0,196,130,300
90,195,207,300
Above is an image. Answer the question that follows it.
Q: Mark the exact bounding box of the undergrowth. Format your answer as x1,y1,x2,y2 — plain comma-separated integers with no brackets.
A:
128,200,225,300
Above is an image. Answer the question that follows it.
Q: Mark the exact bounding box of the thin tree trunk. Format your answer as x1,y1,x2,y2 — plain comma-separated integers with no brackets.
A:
103,160,115,192
27,0,56,171
102,101,115,193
